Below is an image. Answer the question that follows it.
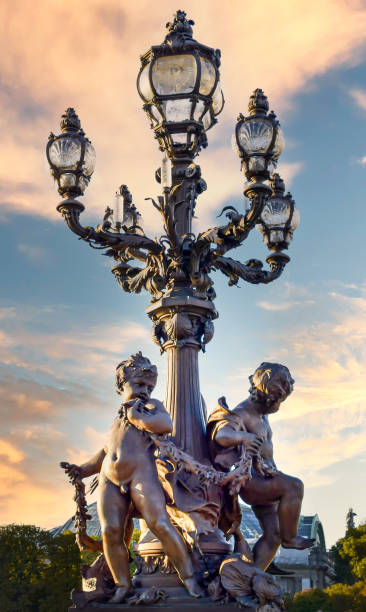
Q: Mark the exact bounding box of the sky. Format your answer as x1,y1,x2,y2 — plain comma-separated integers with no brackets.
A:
1,0,366,548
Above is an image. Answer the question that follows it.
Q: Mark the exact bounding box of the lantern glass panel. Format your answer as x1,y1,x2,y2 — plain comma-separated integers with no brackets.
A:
59,173,77,188
261,198,291,227
149,105,163,124
78,176,89,192
152,55,197,94
193,99,205,121
199,56,216,95
270,229,285,243
161,99,192,121
202,110,212,130
212,83,224,115
238,119,273,154
272,126,285,159
171,133,187,145
290,206,300,231
138,64,154,101
248,156,266,173
83,141,96,176
49,137,81,169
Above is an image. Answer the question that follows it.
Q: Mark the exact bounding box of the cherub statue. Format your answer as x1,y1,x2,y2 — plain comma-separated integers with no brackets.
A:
207,362,314,571
62,352,203,603
219,553,284,610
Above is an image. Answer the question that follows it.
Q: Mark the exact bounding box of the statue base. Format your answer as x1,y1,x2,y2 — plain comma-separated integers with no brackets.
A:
68,598,254,611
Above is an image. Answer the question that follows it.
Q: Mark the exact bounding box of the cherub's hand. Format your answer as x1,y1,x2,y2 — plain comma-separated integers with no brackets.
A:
60,461,83,481
241,432,263,454
125,399,147,430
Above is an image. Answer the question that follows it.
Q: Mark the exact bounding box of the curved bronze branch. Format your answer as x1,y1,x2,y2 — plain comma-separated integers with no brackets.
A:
57,198,162,255
213,252,290,286
191,192,265,260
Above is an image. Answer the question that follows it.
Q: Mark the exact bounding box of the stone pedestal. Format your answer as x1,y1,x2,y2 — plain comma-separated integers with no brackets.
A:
68,601,248,611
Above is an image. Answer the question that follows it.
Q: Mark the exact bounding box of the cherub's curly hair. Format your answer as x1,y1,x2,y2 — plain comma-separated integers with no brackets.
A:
249,362,294,402
115,352,157,395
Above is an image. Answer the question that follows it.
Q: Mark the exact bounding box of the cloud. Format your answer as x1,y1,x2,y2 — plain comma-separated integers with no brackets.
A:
0,440,24,464
0,0,365,223
0,373,112,528
358,155,366,165
350,87,366,111
257,299,314,311
17,243,47,263
218,282,366,494
0,304,151,383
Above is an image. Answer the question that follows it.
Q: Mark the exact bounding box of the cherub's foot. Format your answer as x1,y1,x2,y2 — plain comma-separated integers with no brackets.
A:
183,576,204,598
282,536,315,550
108,585,133,603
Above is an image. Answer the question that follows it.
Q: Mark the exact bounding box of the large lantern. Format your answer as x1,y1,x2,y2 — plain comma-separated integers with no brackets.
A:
256,174,300,251
46,108,96,198
137,10,224,160
233,89,284,183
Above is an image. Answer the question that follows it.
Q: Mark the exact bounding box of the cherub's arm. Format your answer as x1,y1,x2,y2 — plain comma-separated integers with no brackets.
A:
260,421,277,469
63,448,106,480
215,423,262,454
127,399,173,435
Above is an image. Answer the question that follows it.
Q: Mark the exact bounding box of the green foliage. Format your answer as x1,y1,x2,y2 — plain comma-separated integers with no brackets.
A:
329,522,366,585
0,524,81,612
285,581,366,612
129,528,141,576
341,524,366,581
330,540,356,585
285,587,330,612
326,581,366,612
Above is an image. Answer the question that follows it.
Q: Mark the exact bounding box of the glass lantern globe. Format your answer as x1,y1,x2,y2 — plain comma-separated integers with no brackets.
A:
233,89,284,183
46,108,95,198
137,10,223,160
256,174,299,251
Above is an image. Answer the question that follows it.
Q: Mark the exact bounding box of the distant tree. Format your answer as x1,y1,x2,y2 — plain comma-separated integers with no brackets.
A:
286,523,366,611
285,587,331,612
330,538,356,585
286,582,366,612
38,532,81,612
0,524,80,612
326,580,366,612
341,523,366,581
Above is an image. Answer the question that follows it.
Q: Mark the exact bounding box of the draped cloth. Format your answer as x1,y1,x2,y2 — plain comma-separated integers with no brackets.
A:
206,398,244,537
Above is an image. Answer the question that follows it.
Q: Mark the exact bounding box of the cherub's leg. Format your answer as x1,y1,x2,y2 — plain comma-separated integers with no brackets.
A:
240,472,313,561
251,503,281,570
98,476,132,602
124,512,134,549
131,472,203,598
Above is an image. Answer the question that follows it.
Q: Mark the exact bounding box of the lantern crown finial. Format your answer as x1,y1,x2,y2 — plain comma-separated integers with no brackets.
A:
248,89,269,116
270,173,285,195
165,10,195,41
60,108,81,133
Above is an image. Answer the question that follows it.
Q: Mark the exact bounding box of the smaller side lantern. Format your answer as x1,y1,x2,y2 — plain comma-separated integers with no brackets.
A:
46,108,96,198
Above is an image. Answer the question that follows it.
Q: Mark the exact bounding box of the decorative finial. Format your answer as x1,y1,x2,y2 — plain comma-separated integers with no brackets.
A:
164,10,195,47
270,173,285,195
60,108,81,133
248,89,269,117
166,10,194,36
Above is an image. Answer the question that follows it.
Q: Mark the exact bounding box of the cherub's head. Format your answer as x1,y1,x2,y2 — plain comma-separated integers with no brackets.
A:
249,362,294,414
115,352,157,403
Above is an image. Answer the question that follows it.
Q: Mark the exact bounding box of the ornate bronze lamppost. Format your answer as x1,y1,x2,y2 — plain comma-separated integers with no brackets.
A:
47,9,300,602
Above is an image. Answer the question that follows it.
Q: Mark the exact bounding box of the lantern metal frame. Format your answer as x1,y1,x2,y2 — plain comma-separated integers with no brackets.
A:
257,173,297,252
234,88,283,183
137,10,224,160
46,108,94,199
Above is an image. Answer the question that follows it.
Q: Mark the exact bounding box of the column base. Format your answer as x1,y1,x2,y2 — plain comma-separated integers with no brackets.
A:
68,599,253,611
